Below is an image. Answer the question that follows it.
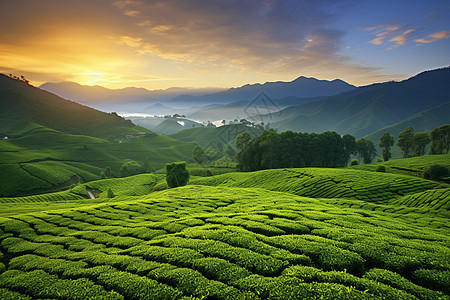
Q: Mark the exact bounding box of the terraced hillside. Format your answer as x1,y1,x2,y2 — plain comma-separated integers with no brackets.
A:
349,154,450,178
0,186,449,299
0,124,195,196
189,168,450,212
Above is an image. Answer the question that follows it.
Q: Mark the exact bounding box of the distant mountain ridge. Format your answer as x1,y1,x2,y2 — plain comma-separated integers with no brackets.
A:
170,76,356,106
40,76,356,112
267,67,450,138
39,81,225,113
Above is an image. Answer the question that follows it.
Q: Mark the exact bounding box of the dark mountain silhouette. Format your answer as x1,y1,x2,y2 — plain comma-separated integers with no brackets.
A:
170,76,356,106
265,67,450,138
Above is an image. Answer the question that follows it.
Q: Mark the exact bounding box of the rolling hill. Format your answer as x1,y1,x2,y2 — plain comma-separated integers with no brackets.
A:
168,123,264,149
0,162,449,299
267,67,450,138
0,75,196,197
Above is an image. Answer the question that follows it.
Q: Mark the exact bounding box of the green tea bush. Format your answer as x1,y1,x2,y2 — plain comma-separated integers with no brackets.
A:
0,269,123,300
98,270,182,300
422,164,449,181
376,165,386,172
412,269,450,294
364,268,446,300
0,288,32,300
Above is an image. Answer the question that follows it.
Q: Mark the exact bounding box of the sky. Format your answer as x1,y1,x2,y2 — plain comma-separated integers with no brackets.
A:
0,0,449,90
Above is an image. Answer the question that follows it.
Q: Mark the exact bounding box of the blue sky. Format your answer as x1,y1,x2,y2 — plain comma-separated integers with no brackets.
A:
0,0,448,89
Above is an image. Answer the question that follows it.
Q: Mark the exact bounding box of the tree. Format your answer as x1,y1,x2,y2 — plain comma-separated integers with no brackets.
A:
397,127,415,158
430,124,450,154
379,132,394,161
166,162,190,188
119,161,143,177
356,138,377,164
342,134,357,165
413,132,430,156
192,145,207,164
236,131,251,151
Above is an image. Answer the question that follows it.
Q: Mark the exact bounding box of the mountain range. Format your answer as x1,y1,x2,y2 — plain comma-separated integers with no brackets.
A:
39,76,356,113
262,67,450,138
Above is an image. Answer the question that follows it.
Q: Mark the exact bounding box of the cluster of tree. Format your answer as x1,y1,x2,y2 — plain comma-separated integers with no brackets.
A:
396,127,430,158
7,74,31,85
236,130,375,171
378,124,449,161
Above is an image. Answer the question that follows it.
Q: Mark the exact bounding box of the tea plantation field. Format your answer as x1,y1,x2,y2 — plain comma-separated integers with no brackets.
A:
0,167,449,299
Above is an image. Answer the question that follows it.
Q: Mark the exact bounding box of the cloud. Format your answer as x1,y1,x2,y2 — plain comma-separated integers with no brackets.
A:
388,29,416,49
108,0,385,80
415,30,450,43
0,0,392,87
363,23,414,49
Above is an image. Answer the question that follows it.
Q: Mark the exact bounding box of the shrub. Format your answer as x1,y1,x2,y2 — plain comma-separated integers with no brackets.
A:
166,162,190,188
376,165,386,172
412,269,450,294
206,169,213,177
422,164,449,181
350,159,359,166
106,188,115,198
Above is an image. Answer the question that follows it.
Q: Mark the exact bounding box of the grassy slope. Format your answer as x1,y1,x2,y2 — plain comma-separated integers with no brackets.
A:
364,102,450,159
0,75,150,139
0,124,195,196
0,185,448,299
348,154,450,178
189,168,449,212
168,124,263,148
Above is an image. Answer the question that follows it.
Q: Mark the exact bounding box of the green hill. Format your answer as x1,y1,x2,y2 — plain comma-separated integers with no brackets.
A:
0,185,448,299
189,168,449,212
0,123,195,196
0,74,150,140
168,123,263,148
0,76,197,196
364,102,450,158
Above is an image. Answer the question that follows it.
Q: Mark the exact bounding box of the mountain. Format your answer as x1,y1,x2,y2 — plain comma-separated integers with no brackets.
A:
0,74,151,139
40,81,224,112
364,101,450,153
170,76,356,107
268,67,450,138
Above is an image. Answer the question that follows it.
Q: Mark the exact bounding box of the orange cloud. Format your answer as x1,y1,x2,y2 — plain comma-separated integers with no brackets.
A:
415,30,450,43
388,29,416,49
